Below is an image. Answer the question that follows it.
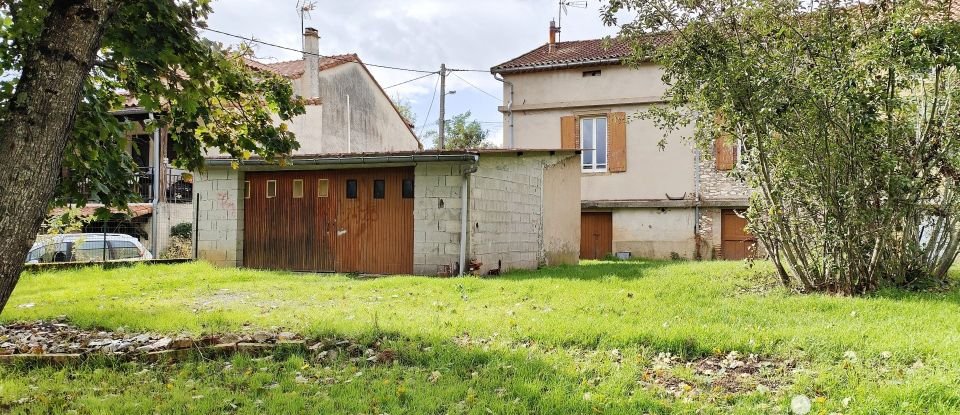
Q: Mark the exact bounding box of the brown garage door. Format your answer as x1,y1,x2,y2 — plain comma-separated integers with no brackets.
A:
581,212,613,260
244,168,414,274
721,209,757,260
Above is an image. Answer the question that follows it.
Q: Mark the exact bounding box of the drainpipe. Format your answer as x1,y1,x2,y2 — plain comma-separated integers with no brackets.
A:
492,73,514,148
149,112,160,257
459,155,479,276
693,148,702,260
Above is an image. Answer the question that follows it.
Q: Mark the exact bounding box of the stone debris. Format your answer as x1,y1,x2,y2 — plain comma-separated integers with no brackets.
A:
0,320,303,357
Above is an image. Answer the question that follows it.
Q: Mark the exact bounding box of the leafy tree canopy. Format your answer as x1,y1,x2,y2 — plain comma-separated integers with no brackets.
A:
429,111,494,150
604,0,960,294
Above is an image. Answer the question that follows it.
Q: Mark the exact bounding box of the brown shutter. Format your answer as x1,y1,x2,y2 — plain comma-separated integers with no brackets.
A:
608,112,627,173
561,116,578,149
714,135,737,171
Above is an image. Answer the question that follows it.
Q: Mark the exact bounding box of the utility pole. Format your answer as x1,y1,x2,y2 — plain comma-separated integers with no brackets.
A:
438,63,446,150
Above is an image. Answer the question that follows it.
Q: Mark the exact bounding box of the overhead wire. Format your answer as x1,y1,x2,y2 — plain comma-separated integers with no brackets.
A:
451,73,502,102
417,75,441,138
201,27,437,74
383,72,438,89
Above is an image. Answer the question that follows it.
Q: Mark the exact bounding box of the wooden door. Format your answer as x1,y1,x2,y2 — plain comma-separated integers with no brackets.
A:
244,171,336,272
721,209,757,260
334,168,414,274
580,212,613,260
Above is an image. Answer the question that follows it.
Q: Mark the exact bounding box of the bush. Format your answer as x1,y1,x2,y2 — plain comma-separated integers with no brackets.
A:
160,236,192,259
170,223,192,238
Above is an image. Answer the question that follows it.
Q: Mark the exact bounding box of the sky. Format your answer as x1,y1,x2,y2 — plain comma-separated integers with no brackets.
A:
203,0,631,148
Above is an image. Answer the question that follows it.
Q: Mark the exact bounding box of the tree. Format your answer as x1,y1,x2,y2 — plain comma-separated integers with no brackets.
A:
0,0,305,313
429,111,493,150
391,94,416,127
604,0,960,294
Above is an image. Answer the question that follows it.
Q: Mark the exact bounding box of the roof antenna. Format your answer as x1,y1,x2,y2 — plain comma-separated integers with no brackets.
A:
557,0,588,41
296,0,317,49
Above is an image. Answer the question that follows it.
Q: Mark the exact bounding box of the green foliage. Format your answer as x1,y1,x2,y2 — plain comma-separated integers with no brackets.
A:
170,222,192,239
0,1,306,209
4,261,960,412
391,94,416,127
605,0,960,294
428,111,493,150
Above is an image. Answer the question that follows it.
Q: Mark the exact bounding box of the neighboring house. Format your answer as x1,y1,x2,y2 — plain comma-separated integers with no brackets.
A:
192,149,581,275
490,22,756,260
239,27,421,155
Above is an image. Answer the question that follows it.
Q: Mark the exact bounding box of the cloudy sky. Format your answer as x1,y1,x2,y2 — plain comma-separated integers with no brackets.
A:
203,0,630,147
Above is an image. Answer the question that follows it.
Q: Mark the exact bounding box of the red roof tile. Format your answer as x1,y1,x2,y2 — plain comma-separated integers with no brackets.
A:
491,35,670,74
244,54,361,79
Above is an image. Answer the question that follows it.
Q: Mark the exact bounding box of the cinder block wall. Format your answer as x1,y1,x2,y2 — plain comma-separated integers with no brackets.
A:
192,168,244,267
412,162,466,275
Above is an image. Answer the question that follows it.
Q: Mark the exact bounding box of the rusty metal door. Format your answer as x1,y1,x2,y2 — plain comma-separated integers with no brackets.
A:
335,168,415,274
721,209,757,260
580,212,613,260
244,171,337,272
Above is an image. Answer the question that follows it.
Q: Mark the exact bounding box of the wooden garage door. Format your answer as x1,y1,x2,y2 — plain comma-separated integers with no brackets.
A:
581,212,613,260
244,168,414,274
721,209,757,260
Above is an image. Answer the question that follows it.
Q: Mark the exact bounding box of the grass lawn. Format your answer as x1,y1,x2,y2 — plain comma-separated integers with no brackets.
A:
1,260,959,414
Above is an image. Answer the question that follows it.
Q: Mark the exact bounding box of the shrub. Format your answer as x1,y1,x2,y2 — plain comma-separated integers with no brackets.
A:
170,223,192,239
160,236,192,259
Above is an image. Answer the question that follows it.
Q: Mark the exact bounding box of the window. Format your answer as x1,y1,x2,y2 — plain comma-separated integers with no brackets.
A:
402,179,415,199
346,179,357,199
292,179,304,198
583,70,601,77
317,179,329,198
373,180,386,199
110,241,141,260
580,116,608,171
266,180,277,198
73,240,108,262
244,181,251,199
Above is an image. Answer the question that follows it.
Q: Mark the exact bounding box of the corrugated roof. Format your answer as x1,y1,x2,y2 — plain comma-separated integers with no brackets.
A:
491,34,670,74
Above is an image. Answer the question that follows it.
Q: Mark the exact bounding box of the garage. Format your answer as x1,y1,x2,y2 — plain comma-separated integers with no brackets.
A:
243,167,414,274
720,209,758,260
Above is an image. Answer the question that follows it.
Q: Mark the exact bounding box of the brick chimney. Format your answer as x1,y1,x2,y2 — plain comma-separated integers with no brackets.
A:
548,20,560,52
303,27,321,99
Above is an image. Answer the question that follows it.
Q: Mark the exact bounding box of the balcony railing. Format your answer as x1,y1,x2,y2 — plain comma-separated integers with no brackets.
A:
131,167,192,204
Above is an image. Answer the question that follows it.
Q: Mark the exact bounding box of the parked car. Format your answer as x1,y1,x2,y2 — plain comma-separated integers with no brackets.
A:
25,234,154,264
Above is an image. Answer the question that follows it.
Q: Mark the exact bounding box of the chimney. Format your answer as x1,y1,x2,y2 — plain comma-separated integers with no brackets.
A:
548,20,560,52
303,27,321,99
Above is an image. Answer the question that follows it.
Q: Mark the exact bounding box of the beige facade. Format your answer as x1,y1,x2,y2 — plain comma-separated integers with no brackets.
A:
494,42,752,260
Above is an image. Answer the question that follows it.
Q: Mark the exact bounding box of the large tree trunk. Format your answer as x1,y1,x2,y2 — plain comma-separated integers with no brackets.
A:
0,0,115,313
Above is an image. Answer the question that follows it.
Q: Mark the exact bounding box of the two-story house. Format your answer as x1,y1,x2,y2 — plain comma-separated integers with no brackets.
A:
491,22,757,260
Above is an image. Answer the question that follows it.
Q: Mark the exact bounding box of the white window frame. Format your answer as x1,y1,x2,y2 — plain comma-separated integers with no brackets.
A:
266,180,277,199
580,116,608,172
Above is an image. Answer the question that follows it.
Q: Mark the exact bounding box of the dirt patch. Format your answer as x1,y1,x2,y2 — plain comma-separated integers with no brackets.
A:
642,351,794,398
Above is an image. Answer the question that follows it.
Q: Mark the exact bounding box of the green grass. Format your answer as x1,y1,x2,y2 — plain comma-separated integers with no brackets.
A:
2,260,960,414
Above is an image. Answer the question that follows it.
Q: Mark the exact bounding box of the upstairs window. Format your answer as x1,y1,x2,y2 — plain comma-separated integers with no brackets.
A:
317,179,329,198
346,179,358,199
402,179,415,199
292,179,304,198
266,180,277,198
580,116,608,172
582,70,601,77
373,180,386,199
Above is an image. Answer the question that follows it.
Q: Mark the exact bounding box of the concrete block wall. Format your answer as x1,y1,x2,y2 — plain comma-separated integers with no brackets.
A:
193,168,244,267
413,162,466,275
467,155,548,273
150,203,195,257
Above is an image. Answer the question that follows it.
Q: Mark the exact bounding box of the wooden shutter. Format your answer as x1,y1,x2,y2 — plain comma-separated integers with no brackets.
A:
561,116,578,149
608,112,627,173
715,135,737,171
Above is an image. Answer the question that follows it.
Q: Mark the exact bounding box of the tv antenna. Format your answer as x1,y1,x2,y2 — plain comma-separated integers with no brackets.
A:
557,0,588,41
296,0,317,47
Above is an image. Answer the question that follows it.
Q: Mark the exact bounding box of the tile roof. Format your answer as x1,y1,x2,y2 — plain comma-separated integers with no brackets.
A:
491,35,670,74
244,54,361,79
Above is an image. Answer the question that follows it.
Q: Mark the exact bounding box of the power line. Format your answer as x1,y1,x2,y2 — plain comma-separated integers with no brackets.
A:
451,73,502,102
201,27,437,74
384,72,438,89
418,75,441,138
448,68,492,73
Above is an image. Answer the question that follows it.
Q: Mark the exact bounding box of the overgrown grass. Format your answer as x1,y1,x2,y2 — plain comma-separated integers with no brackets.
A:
1,260,959,413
